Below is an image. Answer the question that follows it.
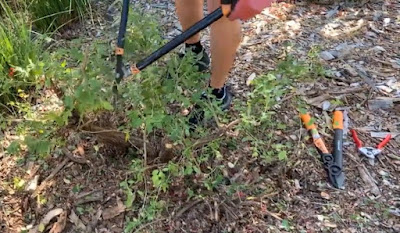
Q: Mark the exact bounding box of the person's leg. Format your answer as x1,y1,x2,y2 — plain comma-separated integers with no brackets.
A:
207,0,241,89
175,0,204,44
175,0,210,72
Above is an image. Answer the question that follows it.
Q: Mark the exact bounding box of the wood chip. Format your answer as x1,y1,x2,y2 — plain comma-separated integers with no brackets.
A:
29,208,64,233
49,211,67,233
368,99,394,110
69,210,87,231
357,166,381,196
320,191,331,200
75,190,104,205
370,132,399,138
102,198,126,220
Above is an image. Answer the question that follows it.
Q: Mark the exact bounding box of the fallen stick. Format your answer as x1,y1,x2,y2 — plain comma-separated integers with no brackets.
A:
241,201,282,220
31,157,69,198
192,119,241,149
62,148,90,165
357,165,381,196
173,199,203,219
133,218,166,233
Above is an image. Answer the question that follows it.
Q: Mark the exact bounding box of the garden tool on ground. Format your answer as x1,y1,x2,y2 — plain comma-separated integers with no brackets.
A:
300,111,345,189
350,129,391,164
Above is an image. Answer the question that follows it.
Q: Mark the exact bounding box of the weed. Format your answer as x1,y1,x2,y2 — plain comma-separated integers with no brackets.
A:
29,0,92,32
0,1,44,103
237,52,325,163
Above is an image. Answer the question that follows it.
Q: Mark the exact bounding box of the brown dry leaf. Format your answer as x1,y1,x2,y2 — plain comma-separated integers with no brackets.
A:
320,191,331,200
305,94,331,109
77,145,85,156
69,210,87,231
324,221,337,228
29,208,64,233
102,198,126,220
49,211,67,233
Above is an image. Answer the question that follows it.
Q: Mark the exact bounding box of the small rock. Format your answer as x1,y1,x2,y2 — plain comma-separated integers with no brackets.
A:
320,51,335,61
382,179,391,186
335,43,354,59
379,170,389,176
285,20,301,31
350,82,361,87
25,175,39,192
389,208,400,217
322,101,331,111
334,71,342,77
320,191,330,200
343,64,358,77
326,8,338,18
383,18,391,27
372,46,386,53
365,31,377,38
242,52,253,62
227,162,235,168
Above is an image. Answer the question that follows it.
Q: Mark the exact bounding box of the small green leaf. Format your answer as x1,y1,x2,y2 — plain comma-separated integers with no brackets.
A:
282,219,290,230
72,185,81,193
101,101,114,110
7,141,21,155
299,108,307,115
125,189,135,208
38,223,45,232
278,151,287,160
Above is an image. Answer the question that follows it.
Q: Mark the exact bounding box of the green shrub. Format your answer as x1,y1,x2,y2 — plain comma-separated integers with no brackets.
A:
29,0,92,32
0,1,44,104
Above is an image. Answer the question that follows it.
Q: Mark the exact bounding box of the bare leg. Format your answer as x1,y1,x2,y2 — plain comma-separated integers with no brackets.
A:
175,0,204,44
208,0,241,89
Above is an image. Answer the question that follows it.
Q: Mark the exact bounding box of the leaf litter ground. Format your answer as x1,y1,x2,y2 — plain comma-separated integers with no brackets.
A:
1,0,400,232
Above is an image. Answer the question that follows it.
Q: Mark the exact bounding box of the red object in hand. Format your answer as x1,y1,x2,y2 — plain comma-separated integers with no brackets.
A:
229,0,275,20
8,67,15,77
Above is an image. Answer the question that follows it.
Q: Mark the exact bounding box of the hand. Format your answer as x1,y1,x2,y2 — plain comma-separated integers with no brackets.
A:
222,0,275,21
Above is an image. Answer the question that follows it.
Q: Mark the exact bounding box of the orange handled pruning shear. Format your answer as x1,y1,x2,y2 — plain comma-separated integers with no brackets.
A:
300,111,345,189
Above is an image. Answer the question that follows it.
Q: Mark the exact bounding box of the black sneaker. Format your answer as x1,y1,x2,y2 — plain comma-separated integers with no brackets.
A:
167,44,210,79
188,85,233,127
179,47,210,72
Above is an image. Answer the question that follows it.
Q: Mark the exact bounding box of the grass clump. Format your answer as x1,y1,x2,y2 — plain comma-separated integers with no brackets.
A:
29,0,92,32
0,1,44,104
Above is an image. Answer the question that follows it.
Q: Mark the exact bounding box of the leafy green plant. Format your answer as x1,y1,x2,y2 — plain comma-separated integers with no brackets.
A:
29,0,92,32
0,1,44,103
238,53,325,163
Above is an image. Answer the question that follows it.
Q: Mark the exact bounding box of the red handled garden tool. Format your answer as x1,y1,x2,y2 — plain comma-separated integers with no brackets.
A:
350,129,391,161
300,111,345,189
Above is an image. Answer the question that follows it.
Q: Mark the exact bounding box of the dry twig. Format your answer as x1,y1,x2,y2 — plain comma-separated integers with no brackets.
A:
31,158,69,198
192,119,241,149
